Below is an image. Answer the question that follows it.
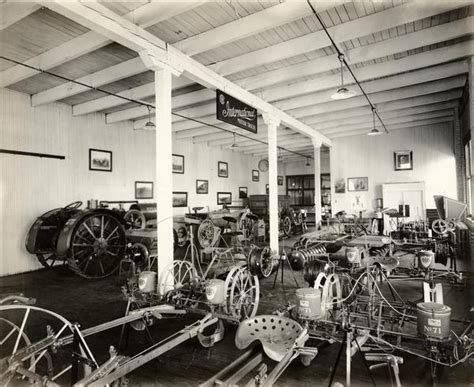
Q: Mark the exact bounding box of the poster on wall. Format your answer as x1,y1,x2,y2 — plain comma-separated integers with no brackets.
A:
135,181,153,199
347,177,368,192
394,150,413,171
89,148,112,172
335,178,346,193
217,192,232,205
239,187,248,199
172,154,185,174
216,90,257,133
196,179,208,194
172,192,188,207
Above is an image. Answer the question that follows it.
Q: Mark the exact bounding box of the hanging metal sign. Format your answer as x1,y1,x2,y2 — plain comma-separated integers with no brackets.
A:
216,90,258,133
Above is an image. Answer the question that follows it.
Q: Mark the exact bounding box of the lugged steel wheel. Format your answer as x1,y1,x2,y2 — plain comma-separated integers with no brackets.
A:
0,305,90,386
123,210,146,230
68,213,126,279
225,267,259,320
36,253,67,269
281,216,292,236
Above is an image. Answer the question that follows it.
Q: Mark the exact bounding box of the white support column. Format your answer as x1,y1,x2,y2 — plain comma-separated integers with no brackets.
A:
263,113,281,254
312,139,322,228
154,68,174,294
469,58,474,210
139,51,182,294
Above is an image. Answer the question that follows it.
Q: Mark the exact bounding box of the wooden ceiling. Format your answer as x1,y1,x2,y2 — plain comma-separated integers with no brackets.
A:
1,0,472,161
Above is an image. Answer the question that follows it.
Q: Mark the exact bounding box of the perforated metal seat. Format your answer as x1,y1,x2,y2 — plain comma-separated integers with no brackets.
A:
235,315,305,362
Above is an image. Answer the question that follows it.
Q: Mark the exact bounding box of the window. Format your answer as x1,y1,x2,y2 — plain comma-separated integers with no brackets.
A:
465,139,472,216
286,175,314,206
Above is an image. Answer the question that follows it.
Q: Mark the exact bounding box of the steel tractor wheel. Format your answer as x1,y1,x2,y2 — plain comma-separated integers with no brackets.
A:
123,209,146,230
0,305,89,386
281,216,292,236
225,266,259,320
67,212,126,279
36,252,67,269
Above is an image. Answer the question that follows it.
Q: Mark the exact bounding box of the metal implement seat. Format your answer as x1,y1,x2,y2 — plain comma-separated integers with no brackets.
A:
235,315,306,362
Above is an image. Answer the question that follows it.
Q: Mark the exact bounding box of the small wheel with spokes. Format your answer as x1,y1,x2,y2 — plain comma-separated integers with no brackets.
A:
225,266,259,320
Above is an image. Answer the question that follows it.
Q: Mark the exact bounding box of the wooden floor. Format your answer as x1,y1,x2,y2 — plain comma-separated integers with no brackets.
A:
0,232,472,386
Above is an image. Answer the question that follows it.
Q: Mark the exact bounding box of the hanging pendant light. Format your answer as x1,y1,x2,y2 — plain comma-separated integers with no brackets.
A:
143,105,156,129
305,157,311,166
231,132,239,148
367,107,383,136
331,54,356,100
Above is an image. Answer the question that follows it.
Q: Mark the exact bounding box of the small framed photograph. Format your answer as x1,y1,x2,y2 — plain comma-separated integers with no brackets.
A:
172,154,185,174
135,181,153,199
89,148,112,172
196,179,208,194
217,192,232,205
347,177,368,192
239,187,248,199
266,184,269,194
277,176,283,186
394,151,413,171
335,178,346,194
218,161,228,178
252,169,259,182
172,192,188,207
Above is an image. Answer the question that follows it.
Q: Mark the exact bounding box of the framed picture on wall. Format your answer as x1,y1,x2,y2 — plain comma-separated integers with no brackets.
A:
172,154,185,174
239,187,248,199
335,178,346,193
347,177,368,192
277,176,283,186
172,191,188,207
89,148,112,172
135,181,153,199
217,192,232,205
394,150,413,171
196,179,208,194
218,161,228,177
252,169,259,182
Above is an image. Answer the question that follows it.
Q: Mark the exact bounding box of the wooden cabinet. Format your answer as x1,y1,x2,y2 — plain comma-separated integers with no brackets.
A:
248,195,289,220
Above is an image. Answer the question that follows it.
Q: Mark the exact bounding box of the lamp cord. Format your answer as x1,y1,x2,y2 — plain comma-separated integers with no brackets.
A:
306,0,389,134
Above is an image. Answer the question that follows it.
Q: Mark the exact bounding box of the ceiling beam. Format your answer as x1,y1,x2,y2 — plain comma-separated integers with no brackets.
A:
32,0,455,109
0,1,206,89
172,0,343,57
161,39,473,132
0,2,40,30
42,0,330,146
178,75,465,144
329,121,450,139
208,101,458,148
327,116,453,138
73,8,472,119
237,111,453,153
109,54,467,124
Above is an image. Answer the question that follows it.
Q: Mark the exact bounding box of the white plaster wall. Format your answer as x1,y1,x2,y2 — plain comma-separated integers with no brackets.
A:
172,136,267,214
329,123,457,216
0,88,268,276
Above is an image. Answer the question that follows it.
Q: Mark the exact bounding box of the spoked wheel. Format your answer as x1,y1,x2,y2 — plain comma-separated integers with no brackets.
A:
197,219,219,249
161,260,198,307
123,210,146,230
431,219,448,235
249,247,274,278
0,305,91,386
281,216,292,236
36,252,67,269
68,213,126,279
225,267,259,320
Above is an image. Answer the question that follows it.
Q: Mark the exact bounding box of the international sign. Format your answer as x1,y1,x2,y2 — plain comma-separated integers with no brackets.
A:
216,90,258,133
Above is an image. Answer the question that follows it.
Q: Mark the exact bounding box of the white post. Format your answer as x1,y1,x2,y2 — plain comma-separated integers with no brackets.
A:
139,51,182,294
469,58,474,209
312,138,322,228
154,68,174,293
263,113,281,254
